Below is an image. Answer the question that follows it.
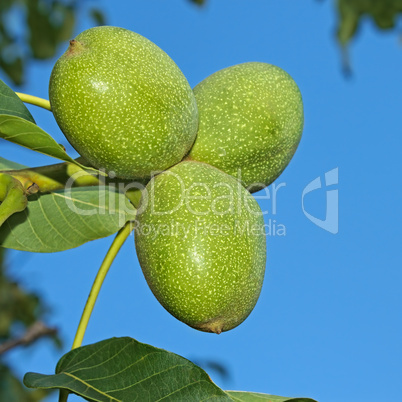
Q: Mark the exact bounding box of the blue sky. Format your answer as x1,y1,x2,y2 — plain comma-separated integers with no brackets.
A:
2,1,402,401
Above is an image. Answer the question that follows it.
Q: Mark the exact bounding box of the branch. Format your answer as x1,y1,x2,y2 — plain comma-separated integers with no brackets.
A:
0,321,58,355
3,159,144,208
4,159,100,193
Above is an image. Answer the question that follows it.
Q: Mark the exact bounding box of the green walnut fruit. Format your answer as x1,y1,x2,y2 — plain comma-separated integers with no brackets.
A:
135,161,266,333
49,26,198,179
187,62,304,192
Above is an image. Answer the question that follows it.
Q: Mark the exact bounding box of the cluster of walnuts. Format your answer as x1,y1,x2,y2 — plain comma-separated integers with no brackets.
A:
49,26,304,333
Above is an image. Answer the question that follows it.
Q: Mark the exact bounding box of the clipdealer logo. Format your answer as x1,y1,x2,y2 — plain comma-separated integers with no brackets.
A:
302,168,339,234
61,167,339,235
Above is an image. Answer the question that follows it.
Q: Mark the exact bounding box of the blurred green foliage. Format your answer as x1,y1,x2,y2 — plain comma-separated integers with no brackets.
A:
0,248,58,401
337,0,402,46
0,0,104,85
189,0,402,48
0,250,41,340
0,0,400,85
189,0,206,5
0,362,48,402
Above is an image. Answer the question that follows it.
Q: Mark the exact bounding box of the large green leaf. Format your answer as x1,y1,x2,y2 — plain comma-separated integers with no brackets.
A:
24,337,231,401
0,187,136,252
0,80,35,123
227,391,317,402
0,114,91,171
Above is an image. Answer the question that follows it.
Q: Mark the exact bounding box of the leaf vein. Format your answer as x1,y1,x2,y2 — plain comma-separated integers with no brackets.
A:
20,200,49,250
107,362,190,394
51,195,88,241
156,379,216,401
63,372,120,402
70,343,133,375
36,196,75,246
5,209,29,249
61,341,117,372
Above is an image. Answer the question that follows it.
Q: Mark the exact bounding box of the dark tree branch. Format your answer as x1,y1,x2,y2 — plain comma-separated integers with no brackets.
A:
0,321,57,355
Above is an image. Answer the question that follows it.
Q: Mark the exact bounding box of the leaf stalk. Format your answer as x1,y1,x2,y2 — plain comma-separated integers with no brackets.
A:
15,92,52,111
71,221,135,350
60,222,135,401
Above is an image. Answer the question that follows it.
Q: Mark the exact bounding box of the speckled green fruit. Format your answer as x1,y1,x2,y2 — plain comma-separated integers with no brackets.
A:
49,26,198,179
135,161,266,333
188,62,303,192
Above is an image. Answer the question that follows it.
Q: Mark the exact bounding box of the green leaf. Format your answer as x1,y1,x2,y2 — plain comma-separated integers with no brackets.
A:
336,0,402,46
189,0,207,5
89,7,106,26
226,391,317,402
27,1,77,60
0,29,25,86
0,173,28,227
0,157,27,171
336,1,359,47
0,80,35,123
54,5,76,42
0,114,90,171
0,187,136,253
0,0,13,11
27,0,58,60
24,337,231,401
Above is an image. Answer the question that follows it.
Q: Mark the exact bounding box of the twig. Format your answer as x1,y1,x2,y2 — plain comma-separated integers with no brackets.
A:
0,321,57,355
